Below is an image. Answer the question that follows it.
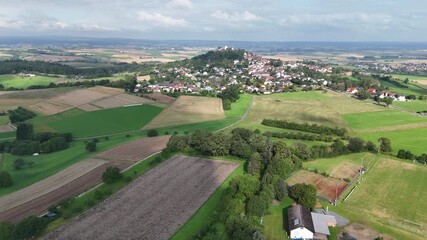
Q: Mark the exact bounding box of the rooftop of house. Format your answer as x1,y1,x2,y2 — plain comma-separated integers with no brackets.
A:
288,205,315,233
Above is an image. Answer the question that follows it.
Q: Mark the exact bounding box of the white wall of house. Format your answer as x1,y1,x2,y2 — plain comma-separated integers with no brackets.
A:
290,227,314,239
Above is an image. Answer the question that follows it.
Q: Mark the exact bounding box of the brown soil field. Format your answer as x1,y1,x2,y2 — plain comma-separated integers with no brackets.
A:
288,170,348,202
44,156,239,240
0,124,14,133
91,93,153,109
339,223,394,240
54,88,111,106
137,75,150,81
27,100,74,115
0,160,131,223
329,162,362,179
96,136,170,161
144,96,225,129
0,158,107,213
142,93,175,104
77,104,101,112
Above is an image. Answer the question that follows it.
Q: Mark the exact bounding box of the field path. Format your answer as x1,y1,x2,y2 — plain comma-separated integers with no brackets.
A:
215,96,254,132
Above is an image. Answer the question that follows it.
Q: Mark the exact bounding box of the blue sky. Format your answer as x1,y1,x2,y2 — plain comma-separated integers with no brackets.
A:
0,0,426,41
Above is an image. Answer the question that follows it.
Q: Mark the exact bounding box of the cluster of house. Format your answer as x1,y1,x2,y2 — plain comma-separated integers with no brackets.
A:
346,87,407,101
17,73,36,77
288,204,338,240
355,62,427,75
135,50,333,95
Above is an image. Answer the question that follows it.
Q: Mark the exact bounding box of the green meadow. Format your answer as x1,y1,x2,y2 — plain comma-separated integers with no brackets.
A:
304,153,377,174
47,105,163,138
0,74,63,88
342,110,427,130
264,90,329,100
358,127,427,155
394,100,427,112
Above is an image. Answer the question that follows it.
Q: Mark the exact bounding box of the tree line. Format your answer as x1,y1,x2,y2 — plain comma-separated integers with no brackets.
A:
265,131,334,142
0,60,145,79
0,123,72,156
262,119,348,137
8,107,36,124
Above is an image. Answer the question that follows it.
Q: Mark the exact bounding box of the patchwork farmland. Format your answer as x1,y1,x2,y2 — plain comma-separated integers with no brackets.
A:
44,156,239,240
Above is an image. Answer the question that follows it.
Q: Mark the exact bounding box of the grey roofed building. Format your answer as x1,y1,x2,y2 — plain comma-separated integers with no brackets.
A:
311,213,337,235
288,204,315,233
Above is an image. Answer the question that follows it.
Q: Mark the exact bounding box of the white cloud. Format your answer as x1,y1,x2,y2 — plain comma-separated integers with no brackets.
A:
137,11,188,28
281,13,392,30
211,10,259,22
168,0,192,9
0,18,26,29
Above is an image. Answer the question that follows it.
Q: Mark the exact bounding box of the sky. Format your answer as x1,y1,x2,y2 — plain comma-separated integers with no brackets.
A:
0,0,426,41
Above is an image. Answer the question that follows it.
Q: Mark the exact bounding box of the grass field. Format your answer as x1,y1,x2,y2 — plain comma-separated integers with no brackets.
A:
342,110,427,131
264,91,329,100
234,92,347,130
394,100,427,112
171,156,244,240
0,115,8,125
262,197,293,240
358,127,427,155
0,131,15,140
379,78,427,96
47,105,162,137
224,94,252,119
0,74,63,89
340,157,427,238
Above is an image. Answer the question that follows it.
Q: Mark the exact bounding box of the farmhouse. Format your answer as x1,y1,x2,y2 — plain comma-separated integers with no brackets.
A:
288,205,337,240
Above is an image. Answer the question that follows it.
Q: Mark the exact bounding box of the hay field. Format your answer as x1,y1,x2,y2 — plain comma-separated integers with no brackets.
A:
144,96,225,129
234,93,347,130
45,156,238,240
0,74,65,89
0,88,75,112
344,158,427,236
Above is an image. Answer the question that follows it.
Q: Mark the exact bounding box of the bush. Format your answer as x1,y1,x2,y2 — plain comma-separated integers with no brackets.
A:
13,216,49,240
0,171,13,188
85,141,97,152
102,167,123,184
347,137,365,153
288,183,317,209
274,179,288,200
262,119,347,137
72,207,83,213
222,99,231,110
147,129,159,137
85,199,95,207
13,158,25,170
0,222,14,240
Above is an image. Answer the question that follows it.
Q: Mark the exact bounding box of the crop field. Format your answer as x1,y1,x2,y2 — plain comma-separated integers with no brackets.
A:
144,96,225,129
320,92,383,114
343,157,427,236
45,156,239,240
142,93,176,104
0,160,131,223
287,170,348,202
0,74,65,88
96,136,170,161
47,104,163,137
358,127,427,155
27,86,122,115
0,88,75,112
394,101,427,112
342,110,427,131
90,93,152,109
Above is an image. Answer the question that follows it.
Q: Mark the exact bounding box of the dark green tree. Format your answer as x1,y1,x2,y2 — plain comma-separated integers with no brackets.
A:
347,137,365,153
85,141,97,152
102,167,123,184
379,137,392,153
288,183,317,209
0,171,13,188
16,123,33,140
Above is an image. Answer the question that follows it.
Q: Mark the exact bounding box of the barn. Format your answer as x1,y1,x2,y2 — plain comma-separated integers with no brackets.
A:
288,205,315,239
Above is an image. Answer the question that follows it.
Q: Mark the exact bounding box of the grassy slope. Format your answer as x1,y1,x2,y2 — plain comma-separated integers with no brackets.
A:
0,74,62,88
342,110,427,130
332,157,427,239
47,105,163,137
171,157,244,240
358,127,427,154
379,78,427,96
394,101,427,112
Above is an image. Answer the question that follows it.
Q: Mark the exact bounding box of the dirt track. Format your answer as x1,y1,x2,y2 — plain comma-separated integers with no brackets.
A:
44,156,239,240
